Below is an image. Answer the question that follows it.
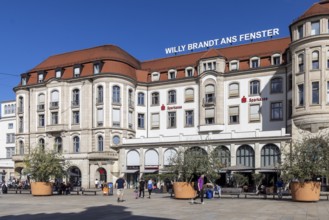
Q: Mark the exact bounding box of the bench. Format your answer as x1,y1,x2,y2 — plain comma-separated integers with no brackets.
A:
220,188,242,198
320,192,329,200
82,189,98,195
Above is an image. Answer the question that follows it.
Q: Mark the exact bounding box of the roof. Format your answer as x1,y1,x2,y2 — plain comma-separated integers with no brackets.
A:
292,1,329,24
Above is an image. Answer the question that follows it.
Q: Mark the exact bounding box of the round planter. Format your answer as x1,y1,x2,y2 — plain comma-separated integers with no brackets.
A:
31,182,53,196
290,181,321,202
173,182,196,199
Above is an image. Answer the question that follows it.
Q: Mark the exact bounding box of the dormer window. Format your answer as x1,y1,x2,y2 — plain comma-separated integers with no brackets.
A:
151,72,160,81
250,57,260,68
202,61,217,72
55,68,62,78
73,65,81,78
38,71,45,83
229,60,239,71
21,77,27,86
93,61,103,74
168,69,177,79
185,67,194,77
272,54,281,65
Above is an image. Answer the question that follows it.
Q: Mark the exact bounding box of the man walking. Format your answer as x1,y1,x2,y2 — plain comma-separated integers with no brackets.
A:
139,178,145,198
115,175,126,202
192,174,206,204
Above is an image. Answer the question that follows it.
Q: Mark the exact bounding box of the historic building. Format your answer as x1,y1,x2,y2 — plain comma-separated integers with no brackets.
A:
0,101,16,182
12,1,329,188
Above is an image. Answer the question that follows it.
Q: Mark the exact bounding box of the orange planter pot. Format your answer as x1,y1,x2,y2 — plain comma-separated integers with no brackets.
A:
173,182,196,199
290,181,321,202
31,182,53,196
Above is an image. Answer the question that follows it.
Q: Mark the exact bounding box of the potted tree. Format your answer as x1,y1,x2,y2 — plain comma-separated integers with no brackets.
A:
165,147,223,199
24,146,69,196
281,132,329,202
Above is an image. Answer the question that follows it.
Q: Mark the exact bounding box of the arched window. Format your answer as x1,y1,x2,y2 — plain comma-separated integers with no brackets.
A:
97,85,103,104
229,83,239,97
19,141,24,155
250,80,260,95
39,138,45,150
151,92,159,105
298,54,304,72
312,51,319,70
214,146,231,167
112,86,120,104
38,93,45,110
137,92,144,105
127,150,140,166
205,84,215,104
72,89,80,106
270,78,283,93
55,137,62,153
261,144,280,167
73,136,80,153
236,145,254,167
98,136,103,152
185,88,194,102
144,149,159,166
128,89,133,107
163,149,177,166
168,90,176,104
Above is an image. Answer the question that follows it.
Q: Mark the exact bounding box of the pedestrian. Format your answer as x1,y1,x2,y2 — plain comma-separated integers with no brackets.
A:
134,186,139,199
276,178,284,199
147,178,153,199
115,175,126,202
95,179,99,189
192,174,206,204
139,178,145,198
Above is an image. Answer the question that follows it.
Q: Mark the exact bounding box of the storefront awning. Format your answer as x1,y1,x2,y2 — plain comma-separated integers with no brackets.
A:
125,170,139,174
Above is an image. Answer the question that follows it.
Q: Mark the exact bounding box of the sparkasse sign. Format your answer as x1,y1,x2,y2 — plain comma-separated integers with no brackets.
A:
165,28,279,55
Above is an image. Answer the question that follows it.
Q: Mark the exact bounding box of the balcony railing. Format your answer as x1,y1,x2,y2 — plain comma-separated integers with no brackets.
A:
50,101,59,109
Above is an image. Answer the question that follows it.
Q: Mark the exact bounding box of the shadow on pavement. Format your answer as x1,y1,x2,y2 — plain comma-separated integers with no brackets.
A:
0,204,172,220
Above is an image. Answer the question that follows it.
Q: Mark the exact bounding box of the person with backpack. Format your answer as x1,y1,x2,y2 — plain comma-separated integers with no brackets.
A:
147,178,153,199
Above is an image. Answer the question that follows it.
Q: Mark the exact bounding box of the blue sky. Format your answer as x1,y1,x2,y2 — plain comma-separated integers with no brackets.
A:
0,0,316,102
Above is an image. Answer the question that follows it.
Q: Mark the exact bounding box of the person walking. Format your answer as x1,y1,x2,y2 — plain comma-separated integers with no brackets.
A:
276,178,284,199
139,178,145,198
95,179,99,189
192,174,206,204
115,175,126,202
147,178,153,199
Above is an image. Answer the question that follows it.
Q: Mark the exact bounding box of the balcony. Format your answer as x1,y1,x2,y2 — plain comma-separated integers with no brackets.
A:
46,124,68,133
37,104,45,111
12,154,25,162
49,101,59,109
71,100,80,108
88,151,118,160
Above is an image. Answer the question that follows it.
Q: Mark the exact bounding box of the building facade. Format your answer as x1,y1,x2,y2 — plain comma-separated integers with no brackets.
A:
13,1,329,188
0,101,16,182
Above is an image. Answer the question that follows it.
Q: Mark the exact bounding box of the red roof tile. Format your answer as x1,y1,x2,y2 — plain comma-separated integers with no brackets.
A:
293,1,329,24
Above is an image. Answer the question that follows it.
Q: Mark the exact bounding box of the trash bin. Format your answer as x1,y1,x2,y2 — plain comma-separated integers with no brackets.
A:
108,182,113,195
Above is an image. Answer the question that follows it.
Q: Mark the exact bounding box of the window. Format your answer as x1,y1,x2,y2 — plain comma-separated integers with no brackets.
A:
151,72,160,81
236,145,254,167
97,108,104,126
55,69,62,78
298,84,304,106
288,100,292,119
112,109,120,127
312,82,320,104
272,54,281,65
230,61,239,71
271,102,283,120
51,112,58,125
250,57,259,68
297,25,303,39
128,89,134,107
205,108,215,124
18,96,23,113
38,73,44,83
185,88,194,102
22,77,27,85
137,92,145,105
203,61,217,71
39,138,45,150
327,81,329,104
113,136,120,145
288,75,292,91
73,136,80,153
249,104,260,122
55,137,62,153
98,136,103,151
312,51,319,70
168,70,176,79
168,112,176,128
6,133,15,143
97,86,103,104
168,90,176,104
311,21,320,35
112,86,120,104
50,90,59,108
261,144,280,167
72,89,80,107
298,54,304,72
128,111,133,129
151,92,159,105
327,50,329,68
39,114,45,127
38,93,45,111
204,84,215,104
214,146,231,167
73,66,80,77
229,106,239,124
19,117,23,133
229,83,239,97
94,63,100,74
185,110,194,127
19,141,24,155
250,80,260,95
151,113,159,129
72,111,80,124
271,78,283,93
185,67,194,77
138,113,145,129
8,123,13,129
6,147,15,158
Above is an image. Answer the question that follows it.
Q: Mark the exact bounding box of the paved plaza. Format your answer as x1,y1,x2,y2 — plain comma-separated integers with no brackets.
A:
1,190,329,220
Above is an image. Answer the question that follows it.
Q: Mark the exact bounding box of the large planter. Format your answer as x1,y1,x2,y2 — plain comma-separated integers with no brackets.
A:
31,182,53,196
173,182,196,199
290,181,321,202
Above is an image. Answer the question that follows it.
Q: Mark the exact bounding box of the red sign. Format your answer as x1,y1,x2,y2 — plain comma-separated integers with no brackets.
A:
161,104,166,111
241,96,268,103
